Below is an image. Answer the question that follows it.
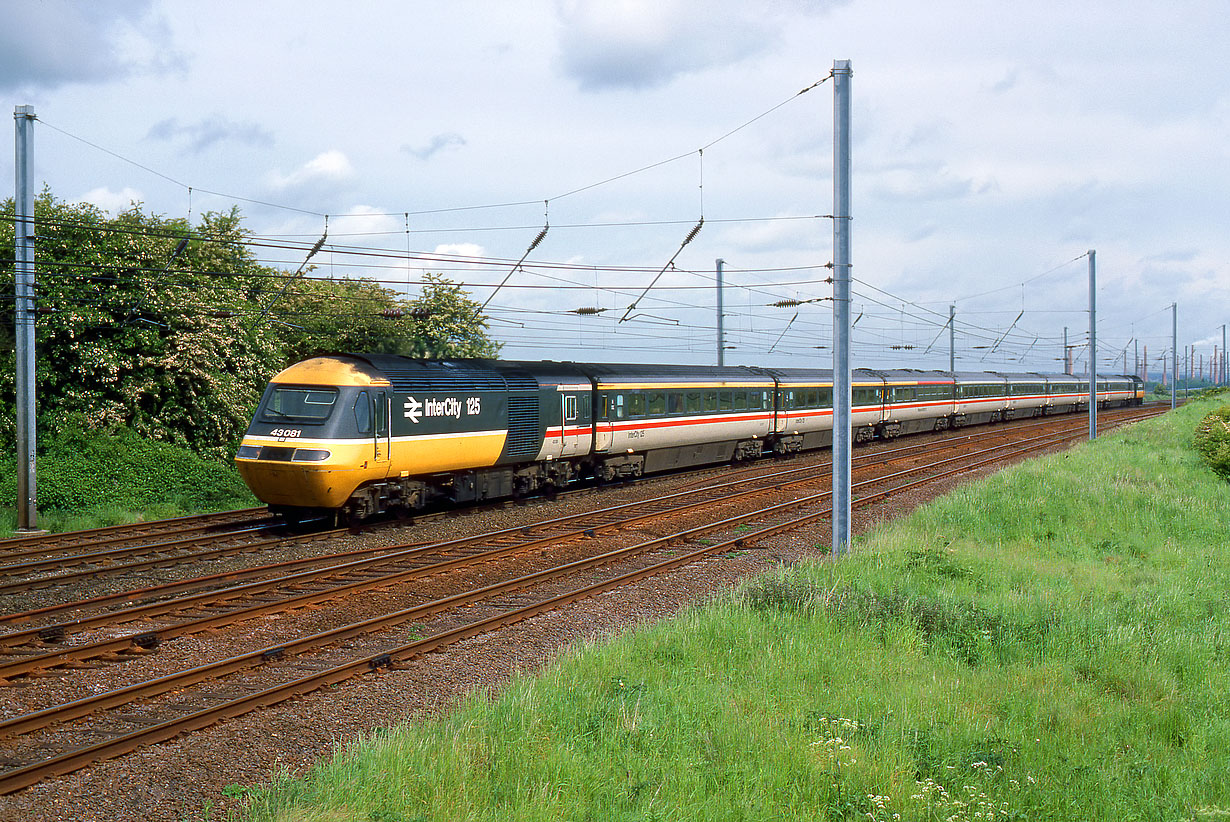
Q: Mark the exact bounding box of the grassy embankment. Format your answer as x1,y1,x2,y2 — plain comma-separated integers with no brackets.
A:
233,396,1230,821
0,425,257,534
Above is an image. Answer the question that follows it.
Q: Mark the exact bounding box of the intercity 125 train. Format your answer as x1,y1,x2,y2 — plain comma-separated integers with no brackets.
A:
234,354,1143,522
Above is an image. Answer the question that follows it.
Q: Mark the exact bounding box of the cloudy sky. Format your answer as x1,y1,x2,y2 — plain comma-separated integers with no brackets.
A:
3,0,1227,378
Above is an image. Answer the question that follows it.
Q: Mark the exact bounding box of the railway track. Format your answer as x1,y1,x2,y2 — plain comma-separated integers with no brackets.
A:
0,406,1159,793
0,508,272,555
0,408,1152,650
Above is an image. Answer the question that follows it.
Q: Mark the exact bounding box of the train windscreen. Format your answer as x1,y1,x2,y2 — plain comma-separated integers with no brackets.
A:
261,387,339,423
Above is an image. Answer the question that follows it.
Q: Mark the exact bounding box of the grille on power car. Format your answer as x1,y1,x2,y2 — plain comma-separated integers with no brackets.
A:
505,394,540,458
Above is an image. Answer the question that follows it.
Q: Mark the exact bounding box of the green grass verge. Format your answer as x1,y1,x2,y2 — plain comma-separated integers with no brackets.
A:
240,400,1230,821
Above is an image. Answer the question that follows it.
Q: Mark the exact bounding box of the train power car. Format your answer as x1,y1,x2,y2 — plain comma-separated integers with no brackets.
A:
234,354,1143,522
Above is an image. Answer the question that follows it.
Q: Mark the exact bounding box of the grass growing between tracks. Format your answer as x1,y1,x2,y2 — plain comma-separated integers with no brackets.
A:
242,399,1230,822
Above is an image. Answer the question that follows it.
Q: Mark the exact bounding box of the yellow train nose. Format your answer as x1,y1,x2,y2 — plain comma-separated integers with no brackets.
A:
234,459,351,509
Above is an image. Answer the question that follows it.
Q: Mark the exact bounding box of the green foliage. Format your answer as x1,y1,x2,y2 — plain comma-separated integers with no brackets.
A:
0,419,257,531
1193,404,1230,480
399,272,502,358
0,191,501,468
17,417,253,510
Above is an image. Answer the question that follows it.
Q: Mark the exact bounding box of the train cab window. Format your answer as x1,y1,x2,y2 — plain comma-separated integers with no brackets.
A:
686,392,703,414
564,395,578,422
262,387,338,423
354,391,372,434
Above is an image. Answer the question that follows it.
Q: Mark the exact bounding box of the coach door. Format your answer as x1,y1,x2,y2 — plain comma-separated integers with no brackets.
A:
562,393,591,456
373,390,391,464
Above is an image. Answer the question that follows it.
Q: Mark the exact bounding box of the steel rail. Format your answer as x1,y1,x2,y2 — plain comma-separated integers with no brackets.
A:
0,508,270,551
0,540,422,629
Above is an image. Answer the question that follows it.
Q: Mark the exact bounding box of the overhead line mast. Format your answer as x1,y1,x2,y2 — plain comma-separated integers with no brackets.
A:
14,105,39,533
831,59,852,557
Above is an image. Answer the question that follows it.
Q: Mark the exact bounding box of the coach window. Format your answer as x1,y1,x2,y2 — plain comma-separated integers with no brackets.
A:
687,392,703,414
718,390,733,411
628,392,645,417
605,393,627,420
354,391,372,434
647,392,666,416
703,390,718,412
733,389,747,411
667,392,684,415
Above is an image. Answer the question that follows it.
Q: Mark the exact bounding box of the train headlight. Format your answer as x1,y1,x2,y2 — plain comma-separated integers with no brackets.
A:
236,445,261,460
291,448,332,462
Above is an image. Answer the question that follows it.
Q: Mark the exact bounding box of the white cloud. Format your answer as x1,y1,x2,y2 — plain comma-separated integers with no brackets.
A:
268,150,355,191
0,1,182,92
147,116,274,154
429,243,487,262
553,0,785,90
402,133,467,161
333,206,401,237
75,186,146,215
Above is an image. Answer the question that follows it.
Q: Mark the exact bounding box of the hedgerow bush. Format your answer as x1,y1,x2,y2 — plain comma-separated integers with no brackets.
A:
1193,404,1230,480
0,419,256,517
